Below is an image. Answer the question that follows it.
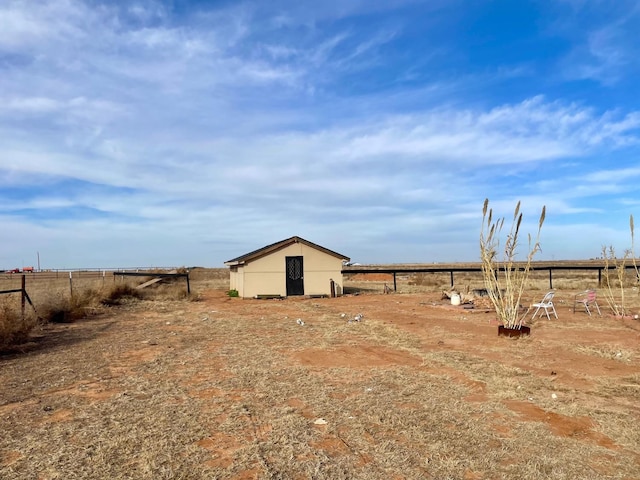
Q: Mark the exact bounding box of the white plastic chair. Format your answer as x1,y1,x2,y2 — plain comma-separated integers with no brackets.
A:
530,291,558,320
573,290,601,316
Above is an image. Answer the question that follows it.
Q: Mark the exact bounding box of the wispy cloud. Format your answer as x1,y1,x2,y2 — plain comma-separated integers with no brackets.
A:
1,0,640,266
550,0,640,85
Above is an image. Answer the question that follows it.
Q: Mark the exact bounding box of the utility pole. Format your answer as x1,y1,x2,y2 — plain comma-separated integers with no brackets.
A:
37,251,41,272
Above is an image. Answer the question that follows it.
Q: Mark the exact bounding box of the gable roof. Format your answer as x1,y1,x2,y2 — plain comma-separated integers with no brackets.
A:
224,236,350,266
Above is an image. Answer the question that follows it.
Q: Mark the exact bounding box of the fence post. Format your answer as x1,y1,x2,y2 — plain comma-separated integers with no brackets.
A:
69,271,73,297
186,274,191,295
21,274,26,320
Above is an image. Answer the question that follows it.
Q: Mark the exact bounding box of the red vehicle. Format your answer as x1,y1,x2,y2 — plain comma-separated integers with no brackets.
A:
8,268,21,273
22,266,34,273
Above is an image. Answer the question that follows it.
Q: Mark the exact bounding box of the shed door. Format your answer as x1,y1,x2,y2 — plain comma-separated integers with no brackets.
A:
286,256,304,296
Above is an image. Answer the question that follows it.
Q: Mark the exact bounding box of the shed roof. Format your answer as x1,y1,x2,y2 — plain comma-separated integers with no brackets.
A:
224,236,350,266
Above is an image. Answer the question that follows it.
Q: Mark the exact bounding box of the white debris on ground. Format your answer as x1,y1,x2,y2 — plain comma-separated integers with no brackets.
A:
340,313,364,323
313,418,328,425
296,318,305,326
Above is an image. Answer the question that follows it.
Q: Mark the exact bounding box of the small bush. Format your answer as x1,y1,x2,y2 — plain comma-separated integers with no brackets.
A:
38,288,102,323
0,297,39,350
101,284,142,306
37,285,137,322
227,289,239,297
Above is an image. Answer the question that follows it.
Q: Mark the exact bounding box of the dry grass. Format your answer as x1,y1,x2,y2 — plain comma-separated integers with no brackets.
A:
0,269,211,348
0,297,39,350
572,344,634,362
1,269,639,479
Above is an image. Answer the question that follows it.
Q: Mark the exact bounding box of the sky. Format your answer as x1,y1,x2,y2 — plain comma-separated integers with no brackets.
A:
1,0,640,269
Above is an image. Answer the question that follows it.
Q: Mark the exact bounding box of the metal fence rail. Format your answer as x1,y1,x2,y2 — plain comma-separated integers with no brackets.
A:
0,275,36,319
342,263,640,291
1,267,184,281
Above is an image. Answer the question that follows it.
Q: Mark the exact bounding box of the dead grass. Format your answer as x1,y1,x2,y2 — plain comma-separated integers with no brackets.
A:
572,344,634,362
0,297,39,350
0,271,204,348
1,271,639,479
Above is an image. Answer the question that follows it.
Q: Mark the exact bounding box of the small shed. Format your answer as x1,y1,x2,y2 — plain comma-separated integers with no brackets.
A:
224,236,350,298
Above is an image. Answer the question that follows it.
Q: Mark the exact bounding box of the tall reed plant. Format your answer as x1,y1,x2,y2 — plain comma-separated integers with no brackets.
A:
480,199,546,329
601,215,637,316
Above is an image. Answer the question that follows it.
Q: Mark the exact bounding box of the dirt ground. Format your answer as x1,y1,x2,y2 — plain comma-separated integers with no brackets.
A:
1,276,640,479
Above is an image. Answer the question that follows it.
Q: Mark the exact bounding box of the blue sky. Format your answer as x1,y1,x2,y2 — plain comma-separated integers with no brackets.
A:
1,0,640,268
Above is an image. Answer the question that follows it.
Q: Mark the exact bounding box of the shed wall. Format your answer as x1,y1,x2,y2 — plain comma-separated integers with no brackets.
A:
237,242,344,298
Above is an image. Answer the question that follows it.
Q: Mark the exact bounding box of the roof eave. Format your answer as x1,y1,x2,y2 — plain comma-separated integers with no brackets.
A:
224,260,245,267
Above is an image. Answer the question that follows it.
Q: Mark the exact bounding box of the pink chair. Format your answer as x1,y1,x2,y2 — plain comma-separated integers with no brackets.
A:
573,290,601,316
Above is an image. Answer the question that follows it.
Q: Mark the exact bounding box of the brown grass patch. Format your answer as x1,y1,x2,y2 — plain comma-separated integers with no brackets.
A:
0,297,39,350
1,273,639,479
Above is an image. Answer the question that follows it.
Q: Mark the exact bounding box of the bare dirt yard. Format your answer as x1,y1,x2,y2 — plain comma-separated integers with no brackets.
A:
1,270,640,479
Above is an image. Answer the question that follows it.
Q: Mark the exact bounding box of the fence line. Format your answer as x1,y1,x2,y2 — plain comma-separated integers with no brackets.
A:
113,271,191,295
343,264,640,291
1,267,185,281
0,275,36,319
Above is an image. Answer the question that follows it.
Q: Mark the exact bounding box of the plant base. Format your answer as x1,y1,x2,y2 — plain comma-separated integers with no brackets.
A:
498,325,530,338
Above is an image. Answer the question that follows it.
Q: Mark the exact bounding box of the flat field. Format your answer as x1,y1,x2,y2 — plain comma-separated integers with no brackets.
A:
1,268,640,479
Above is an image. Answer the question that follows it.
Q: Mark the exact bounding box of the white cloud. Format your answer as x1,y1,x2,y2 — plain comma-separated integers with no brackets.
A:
582,166,640,184
1,0,640,266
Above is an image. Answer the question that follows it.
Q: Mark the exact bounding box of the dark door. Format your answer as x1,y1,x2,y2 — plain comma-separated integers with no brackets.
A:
286,256,304,296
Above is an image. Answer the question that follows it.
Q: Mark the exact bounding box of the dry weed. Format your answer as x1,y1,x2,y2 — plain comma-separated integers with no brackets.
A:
573,344,634,362
0,297,39,350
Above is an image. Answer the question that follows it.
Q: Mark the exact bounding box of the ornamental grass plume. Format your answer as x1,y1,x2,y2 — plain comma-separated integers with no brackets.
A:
601,215,638,317
480,199,546,329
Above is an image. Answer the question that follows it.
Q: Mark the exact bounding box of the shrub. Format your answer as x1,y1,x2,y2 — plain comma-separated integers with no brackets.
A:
0,297,39,350
101,284,142,306
37,284,141,322
38,287,103,323
227,289,239,297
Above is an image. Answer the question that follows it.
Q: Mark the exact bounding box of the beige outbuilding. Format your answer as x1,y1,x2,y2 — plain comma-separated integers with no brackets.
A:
224,236,350,298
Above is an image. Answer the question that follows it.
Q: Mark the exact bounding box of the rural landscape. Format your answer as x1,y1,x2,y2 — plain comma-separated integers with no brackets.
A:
1,265,639,479
3,3,640,479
